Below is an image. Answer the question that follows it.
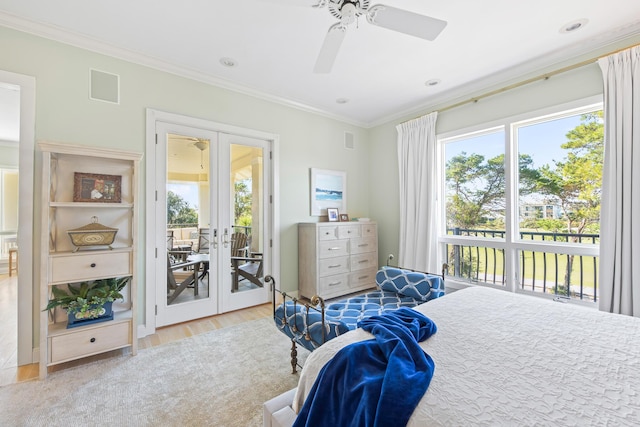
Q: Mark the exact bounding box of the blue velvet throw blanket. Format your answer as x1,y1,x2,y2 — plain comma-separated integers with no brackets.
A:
293,307,437,427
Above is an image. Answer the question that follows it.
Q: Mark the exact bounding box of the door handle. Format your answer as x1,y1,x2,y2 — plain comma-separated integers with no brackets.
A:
213,228,218,249
223,228,230,247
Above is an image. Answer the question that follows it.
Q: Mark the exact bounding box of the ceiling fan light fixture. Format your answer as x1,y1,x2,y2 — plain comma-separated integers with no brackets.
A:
340,3,357,25
560,19,588,34
194,140,208,151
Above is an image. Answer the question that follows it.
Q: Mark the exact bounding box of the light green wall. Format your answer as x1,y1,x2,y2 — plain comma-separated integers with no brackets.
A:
0,26,371,332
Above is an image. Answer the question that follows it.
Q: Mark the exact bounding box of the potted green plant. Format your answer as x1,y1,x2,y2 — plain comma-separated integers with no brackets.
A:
44,277,130,328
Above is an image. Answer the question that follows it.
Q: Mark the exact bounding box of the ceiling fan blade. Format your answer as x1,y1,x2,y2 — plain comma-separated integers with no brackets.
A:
367,5,447,41
313,23,347,74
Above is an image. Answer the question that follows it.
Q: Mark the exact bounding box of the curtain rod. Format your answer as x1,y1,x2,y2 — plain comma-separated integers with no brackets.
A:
401,42,640,124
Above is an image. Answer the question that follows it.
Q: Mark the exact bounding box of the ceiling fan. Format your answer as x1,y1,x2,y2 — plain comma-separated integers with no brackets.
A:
309,0,447,73
169,135,209,150
168,135,209,169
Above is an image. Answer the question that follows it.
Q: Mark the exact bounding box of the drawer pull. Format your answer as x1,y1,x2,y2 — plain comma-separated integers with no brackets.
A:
359,276,368,280
328,247,341,251
359,260,369,264
347,231,352,234
90,337,96,343
329,281,342,286
358,244,368,247
328,264,341,268
90,263,96,268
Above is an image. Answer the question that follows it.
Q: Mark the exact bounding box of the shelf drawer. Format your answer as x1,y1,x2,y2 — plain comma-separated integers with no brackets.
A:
318,239,349,259
49,320,131,364
318,273,350,295
350,236,376,255
50,251,131,283
349,268,377,288
350,252,377,272
317,226,338,241
361,223,377,238
318,256,350,277
337,224,361,239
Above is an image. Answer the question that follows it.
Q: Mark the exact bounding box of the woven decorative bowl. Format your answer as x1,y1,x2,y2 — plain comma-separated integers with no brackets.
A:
67,216,118,252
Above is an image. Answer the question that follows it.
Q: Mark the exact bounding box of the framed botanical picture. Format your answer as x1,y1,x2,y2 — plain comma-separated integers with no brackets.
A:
73,172,122,203
339,213,349,222
327,208,339,222
310,168,347,216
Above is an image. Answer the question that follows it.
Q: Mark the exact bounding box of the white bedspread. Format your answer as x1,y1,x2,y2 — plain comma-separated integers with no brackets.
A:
293,286,640,426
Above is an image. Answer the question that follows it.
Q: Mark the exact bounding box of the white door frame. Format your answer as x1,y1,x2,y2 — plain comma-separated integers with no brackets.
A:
144,109,280,336
0,69,36,365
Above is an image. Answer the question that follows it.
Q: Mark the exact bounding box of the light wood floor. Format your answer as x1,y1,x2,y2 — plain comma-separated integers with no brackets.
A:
0,272,273,386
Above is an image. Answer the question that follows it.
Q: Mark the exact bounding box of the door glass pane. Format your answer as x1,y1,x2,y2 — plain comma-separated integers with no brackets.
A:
166,134,210,305
230,144,264,293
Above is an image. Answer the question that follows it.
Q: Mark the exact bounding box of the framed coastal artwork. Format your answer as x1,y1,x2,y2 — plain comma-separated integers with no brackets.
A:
310,168,347,216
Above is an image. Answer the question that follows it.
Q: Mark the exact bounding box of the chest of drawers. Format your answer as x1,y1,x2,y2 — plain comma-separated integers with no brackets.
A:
298,221,378,299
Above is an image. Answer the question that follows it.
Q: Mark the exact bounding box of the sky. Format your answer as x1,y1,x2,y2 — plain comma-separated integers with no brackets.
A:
168,182,199,208
445,114,584,169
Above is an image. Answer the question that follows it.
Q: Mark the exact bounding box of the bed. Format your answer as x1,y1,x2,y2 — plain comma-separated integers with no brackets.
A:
276,286,640,426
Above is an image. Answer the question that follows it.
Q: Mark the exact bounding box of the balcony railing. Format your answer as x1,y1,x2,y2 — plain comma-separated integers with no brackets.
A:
446,228,599,302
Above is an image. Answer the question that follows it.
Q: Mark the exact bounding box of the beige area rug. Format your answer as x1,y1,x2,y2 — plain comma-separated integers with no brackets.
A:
0,318,308,427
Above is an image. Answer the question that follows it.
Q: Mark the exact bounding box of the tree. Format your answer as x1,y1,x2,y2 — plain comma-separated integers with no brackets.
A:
167,191,198,226
446,152,539,229
536,112,603,236
234,180,252,226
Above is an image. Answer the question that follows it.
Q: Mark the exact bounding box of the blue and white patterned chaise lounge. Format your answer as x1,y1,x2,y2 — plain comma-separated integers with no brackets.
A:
267,265,446,373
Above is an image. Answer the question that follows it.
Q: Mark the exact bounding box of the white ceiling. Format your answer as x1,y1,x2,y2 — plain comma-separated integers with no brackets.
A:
1,0,639,127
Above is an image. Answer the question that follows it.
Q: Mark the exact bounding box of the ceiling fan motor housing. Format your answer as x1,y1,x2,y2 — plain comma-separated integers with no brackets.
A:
328,0,369,22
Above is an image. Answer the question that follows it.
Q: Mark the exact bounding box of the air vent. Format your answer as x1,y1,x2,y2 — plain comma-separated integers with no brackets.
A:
89,69,120,104
344,131,355,149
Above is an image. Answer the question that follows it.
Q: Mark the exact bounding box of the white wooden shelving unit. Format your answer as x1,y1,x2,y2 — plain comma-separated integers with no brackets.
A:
39,141,142,379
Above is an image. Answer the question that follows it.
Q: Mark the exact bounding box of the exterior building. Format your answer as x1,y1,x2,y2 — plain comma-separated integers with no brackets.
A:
521,203,563,220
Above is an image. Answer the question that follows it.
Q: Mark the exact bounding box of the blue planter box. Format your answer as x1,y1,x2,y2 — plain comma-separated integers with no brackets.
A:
67,301,114,328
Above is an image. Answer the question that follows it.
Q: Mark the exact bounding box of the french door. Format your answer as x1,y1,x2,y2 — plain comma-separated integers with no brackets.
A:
154,122,271,327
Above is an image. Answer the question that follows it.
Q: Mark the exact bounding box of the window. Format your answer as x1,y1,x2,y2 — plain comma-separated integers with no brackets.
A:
439,98,603,302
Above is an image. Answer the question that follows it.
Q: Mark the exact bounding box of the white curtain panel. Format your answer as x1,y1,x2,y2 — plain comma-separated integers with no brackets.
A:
396,112,439,273
598,45,640,316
